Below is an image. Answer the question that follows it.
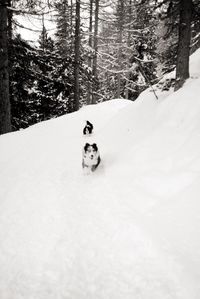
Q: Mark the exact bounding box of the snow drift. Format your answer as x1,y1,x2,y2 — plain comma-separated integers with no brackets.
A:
1,49,200,299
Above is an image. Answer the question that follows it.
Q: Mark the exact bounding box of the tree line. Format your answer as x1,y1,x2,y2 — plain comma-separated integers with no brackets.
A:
0,0,200,134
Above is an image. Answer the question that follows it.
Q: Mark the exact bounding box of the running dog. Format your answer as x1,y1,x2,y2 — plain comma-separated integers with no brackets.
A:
83,120,94,135
82,143,101,172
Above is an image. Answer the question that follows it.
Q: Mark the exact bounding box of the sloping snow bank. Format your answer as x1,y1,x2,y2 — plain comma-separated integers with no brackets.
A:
0,50,200,299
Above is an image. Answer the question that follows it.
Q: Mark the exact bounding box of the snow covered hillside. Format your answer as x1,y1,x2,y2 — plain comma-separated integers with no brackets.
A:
1,49,200,299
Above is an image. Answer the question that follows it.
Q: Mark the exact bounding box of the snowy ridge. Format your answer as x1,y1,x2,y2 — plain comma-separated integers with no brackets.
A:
1,49,200,298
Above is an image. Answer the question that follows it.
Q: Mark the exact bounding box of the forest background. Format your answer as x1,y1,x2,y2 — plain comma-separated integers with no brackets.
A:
0,0,200,133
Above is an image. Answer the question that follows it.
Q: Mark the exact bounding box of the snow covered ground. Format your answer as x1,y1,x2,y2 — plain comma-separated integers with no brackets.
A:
1,49,200,299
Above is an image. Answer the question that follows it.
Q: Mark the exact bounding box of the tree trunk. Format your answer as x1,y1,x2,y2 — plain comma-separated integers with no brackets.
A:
91,0,99,104
74,0,81,111
125,0,132,100
174,0,192,91
0,0,11,134
87,0,93,104
116,0,124,98
70,0,73,50
7,0,12,41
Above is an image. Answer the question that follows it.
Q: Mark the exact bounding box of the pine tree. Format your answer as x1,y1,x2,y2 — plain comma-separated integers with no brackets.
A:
55,0,71,55
54,0,77,112
38,18,54,53
10,35,42,129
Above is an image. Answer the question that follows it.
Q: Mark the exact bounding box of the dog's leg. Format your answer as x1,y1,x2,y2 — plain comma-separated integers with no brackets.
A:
82,160,91,175
83,166,92,175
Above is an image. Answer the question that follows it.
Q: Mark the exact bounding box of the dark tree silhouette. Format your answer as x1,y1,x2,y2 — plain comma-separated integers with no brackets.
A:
0,0,11,134
175,0,192,91
74,0,81,111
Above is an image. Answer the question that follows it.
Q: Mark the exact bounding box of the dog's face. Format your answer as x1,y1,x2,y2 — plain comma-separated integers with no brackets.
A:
83,143,98,160
82,143,101,172
83,120,93,135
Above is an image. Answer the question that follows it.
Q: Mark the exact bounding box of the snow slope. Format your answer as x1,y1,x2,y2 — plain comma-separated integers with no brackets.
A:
1,49,200,299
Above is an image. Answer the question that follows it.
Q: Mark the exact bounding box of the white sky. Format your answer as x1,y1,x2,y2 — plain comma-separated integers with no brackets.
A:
15,13,56,43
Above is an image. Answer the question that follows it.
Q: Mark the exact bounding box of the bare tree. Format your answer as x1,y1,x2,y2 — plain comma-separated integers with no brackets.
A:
0,0,11,134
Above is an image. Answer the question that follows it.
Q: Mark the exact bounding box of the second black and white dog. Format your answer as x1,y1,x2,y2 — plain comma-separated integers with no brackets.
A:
83,120,93,135
82,143,101,172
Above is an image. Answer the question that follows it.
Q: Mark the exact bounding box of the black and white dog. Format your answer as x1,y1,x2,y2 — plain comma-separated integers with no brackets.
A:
83,120,94,135
82,143,101,172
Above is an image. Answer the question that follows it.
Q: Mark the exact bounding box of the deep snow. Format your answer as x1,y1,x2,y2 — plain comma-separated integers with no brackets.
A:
1,49,200,299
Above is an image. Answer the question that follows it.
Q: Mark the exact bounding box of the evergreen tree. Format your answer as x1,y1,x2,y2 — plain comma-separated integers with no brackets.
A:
38,21,54,53
10,35,42,129
10,32,73,130
55,0,72,55
37,27,75,119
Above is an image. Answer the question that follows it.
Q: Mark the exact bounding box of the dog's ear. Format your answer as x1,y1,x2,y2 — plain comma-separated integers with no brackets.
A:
84,143,90,151
92,143,98,151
